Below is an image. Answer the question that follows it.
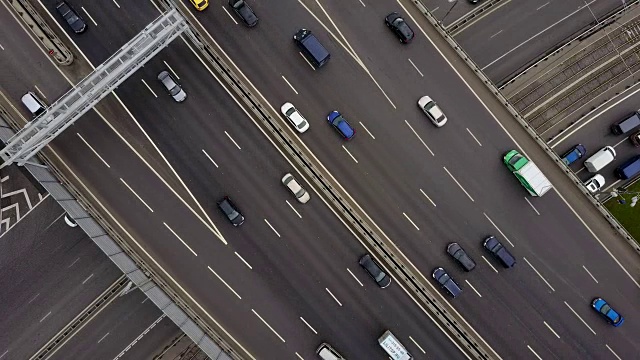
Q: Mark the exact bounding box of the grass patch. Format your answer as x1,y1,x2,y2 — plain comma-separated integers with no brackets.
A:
605,180,640,241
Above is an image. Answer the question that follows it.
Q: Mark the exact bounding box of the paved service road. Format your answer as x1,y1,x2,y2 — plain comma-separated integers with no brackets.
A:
191,0,640,358
0,196,122,360
454,0,623,83
1,1,466,358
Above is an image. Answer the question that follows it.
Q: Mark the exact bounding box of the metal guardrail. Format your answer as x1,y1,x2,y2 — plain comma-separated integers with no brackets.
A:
445,0,504,35
410,0,640,256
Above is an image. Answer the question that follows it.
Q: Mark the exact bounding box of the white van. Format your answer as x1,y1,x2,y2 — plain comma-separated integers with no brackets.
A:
378,330,412,360
21,91,46,117
584,146,616,173
316,343,344,360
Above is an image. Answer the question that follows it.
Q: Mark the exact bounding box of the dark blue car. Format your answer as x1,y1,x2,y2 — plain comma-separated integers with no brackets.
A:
592,297,624,327
561,144,586,165
327,111,355,140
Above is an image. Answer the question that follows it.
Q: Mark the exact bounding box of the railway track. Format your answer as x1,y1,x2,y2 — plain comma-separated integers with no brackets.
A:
507,18,640,134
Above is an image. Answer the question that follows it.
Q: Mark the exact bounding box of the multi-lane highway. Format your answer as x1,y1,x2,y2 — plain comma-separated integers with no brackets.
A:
1,1,466,358
1,0,640,359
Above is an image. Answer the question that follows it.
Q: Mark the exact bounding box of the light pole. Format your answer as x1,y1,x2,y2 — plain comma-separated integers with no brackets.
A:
441,0,459,25
608,188,640,206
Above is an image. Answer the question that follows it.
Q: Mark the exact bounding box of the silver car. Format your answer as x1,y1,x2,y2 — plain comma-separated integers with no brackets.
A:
157,70,186,102
281,173,310,203
418,95,447,127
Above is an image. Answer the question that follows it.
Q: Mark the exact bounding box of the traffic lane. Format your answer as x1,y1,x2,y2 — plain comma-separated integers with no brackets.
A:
120,317,181,360
0,6,69,114
455,0,622,81
49,290,165,360
0,197,122,360
41,0,159,65
110,51,464,359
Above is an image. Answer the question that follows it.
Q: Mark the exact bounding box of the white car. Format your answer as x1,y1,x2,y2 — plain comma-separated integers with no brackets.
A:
281,102,309,133
282,173,310,203
584,174,605,193
418,96,447,127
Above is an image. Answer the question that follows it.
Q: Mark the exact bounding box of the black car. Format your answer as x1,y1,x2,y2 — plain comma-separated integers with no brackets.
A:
229,0,258,27
483,236,516,268
384,12,414,43
56,1,86,34
446,243,476,271
432,267,462,298
359,254,391,288
217,196,245,226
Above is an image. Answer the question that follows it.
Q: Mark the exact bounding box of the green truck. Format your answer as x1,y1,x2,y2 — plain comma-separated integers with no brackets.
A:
503,150,552,197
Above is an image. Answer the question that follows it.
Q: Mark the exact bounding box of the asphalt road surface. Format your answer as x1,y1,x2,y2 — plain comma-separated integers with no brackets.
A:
1,0,639,359
0,1,467,358
454,0,623,83
49,289,180,360
0,196,122,360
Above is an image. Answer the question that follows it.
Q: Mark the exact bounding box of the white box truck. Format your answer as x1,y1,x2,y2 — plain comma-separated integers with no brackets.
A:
503,150,552,197
378,330,412,360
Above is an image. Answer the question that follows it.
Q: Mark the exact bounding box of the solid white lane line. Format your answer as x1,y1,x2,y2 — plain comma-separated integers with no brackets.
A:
408,58,424,77
235,252,252,269
347,268,364,286
286,200,302,218
490,30,503,39
613,137,628,148
164,61,180,79
141,79,157,98
419,189,437,207
264,219,281,237
77,133,110,168
82,273,94,284
564,301,596,335
409,336,426,354
465,280,482,297
81,7,98,26
544,321,560,338
163,223,197,256
466,128,482,146
443,167,474,202
582,265,598,283
325,288,342,306
224,131,242,150
403,212,420,230
34,85,47,100
112,0,120,8
523,257,555,292
299,52,315,70
482,0,596,69
208,266,242,299
97,332,109,344
524,197,540,215
202,149,219,168
120,178,154,212
252,309,286,342
359,121,375,139
483,212,514,247
606,344,622,360
405,120,434,156
342,145,358,163
40,311,52,322
281,75,298,95
482,256,499,273
527,345,543,360
300,317,318,334
537,2,549,10
222,6,238,24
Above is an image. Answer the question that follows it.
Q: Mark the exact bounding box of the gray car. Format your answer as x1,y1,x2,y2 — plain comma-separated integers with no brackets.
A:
359,254,391,288
447,242,476,271
157,70,186,102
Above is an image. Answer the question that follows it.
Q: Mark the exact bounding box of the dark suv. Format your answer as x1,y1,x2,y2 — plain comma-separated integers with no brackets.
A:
446,243,476,271
359,254,391,288
483,236,516,268
56,1,86,34
217,197,245,226
432,267,462,298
